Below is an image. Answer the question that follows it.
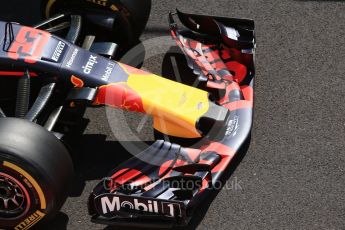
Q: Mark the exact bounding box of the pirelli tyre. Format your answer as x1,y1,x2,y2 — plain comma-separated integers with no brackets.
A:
0,118,73,229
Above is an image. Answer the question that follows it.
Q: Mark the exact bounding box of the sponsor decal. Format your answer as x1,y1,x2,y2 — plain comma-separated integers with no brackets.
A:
86,0,118,11
66,48,79,68
82,55,98,74
95,194,184,218
51,41,66,62
14,210,45,230
110,4,118,11
226,115,239,136
71,75,84,88
101,61,116,81
86,0,107,7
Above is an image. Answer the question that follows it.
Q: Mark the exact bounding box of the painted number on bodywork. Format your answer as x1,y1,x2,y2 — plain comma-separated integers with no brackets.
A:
8,27,50,64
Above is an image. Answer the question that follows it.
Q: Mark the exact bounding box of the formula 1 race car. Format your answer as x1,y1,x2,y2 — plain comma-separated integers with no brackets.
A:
0,5,255,230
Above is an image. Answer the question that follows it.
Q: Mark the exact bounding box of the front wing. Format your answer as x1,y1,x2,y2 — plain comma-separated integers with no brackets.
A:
88,11,255,228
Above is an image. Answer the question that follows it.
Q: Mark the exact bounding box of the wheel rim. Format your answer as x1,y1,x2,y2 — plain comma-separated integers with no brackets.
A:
0,172,30,218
